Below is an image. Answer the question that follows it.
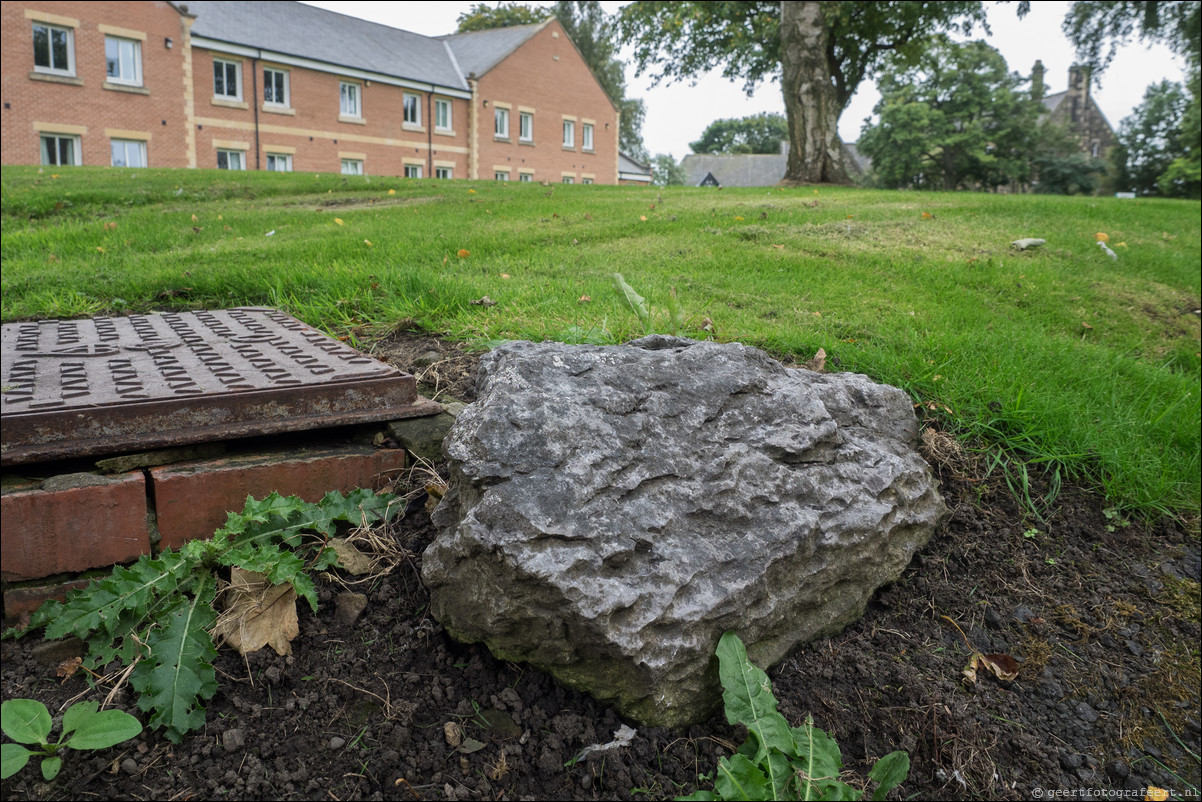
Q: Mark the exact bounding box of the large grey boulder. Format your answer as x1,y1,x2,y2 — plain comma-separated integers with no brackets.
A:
424,336,945,727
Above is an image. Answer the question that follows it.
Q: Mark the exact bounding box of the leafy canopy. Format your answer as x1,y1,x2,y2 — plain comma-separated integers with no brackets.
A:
1112,78,1200,197
455,2,549,32
691,113,789,155
1060,0,1202,71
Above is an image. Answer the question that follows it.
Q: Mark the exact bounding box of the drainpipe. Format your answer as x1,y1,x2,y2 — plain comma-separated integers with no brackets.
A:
427,91,433,177
251,55,260,170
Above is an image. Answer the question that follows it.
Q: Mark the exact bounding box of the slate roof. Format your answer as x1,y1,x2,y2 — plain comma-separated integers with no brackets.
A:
186,1,469,91
619,152,652,181
680,153,787,187
439,22,547,78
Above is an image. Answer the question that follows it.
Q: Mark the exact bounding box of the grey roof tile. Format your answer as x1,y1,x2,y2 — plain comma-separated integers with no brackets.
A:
439,22,547,78
187,1,468,90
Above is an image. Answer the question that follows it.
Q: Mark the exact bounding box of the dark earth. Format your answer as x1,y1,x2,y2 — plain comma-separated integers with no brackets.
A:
2,331,1199,801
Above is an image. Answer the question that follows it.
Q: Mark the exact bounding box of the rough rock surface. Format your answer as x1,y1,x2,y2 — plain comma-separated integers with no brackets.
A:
423,336,945,727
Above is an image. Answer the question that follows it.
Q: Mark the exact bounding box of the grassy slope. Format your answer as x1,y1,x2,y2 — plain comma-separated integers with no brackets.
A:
2,166,1199,513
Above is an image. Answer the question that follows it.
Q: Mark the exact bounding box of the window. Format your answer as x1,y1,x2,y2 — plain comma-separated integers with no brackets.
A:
494,171,509,181
340,82,360,117
216,149,245,170
582,177,594,185
341,158,363,175
404,164,422,178
213,58,241,99
266,153,291,172
494,107,509,139
110,139,147,168
33,23,74,75
518,172,533,182
434,98,451,131
562,176,575,184
582,123,594,152
435,166,452,179
40,134,80,166
519,111,533,142
562,120,575,148
105,37,141,85
263,68,289,107
403,93,421,126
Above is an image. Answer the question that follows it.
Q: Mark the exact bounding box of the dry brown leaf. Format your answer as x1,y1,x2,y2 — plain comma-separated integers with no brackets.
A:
578,295,591,304
963,651,1019,685
803,348,826,372
444,721,463,747
329,538,373,576
214,567,299,656
57,656,83,680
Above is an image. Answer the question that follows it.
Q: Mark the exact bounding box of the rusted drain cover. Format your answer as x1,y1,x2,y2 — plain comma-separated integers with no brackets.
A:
1,308,438,466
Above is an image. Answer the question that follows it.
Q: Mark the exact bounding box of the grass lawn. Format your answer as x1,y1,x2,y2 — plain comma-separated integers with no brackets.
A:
2,165,1199,515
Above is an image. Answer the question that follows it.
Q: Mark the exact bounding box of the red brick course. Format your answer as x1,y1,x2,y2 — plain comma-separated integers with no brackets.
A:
2,578,93,623
0,471,152,582
150,445,408,549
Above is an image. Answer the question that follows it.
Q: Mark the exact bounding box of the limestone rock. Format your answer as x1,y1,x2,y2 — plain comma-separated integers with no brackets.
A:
423,336,945,727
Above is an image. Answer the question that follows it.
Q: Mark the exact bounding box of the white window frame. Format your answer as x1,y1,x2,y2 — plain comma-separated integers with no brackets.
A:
494,107,509,139
263,67,289,107
216,149,245,170
265,153,292,172
341,158,363,175
519,111,533,142
404,164,422,178
582,177,594,185
434,98,451,132
32,22,74,76
403,93,421,126
40,134,81,166
494,170,510,181
435,166,452,179
340,81,361,118
518,172,534,182
562,175,575,184
213,58,242,100
562,120,575,148
104,36,142,86
582,123,594,152
110,139,147,168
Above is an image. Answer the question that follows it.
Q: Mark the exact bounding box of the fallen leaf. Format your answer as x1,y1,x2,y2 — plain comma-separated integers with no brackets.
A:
457,249,470,258
1082,321,1093,329
458,738,486,754
388,189,396,195
217,214,223,220
1094,232,1109,242
329,538,373,576
640,215,648,221
363,239,372,247
213,567,299,656
922,211,934,219
578,295,591,304
468,189,476,194
444,721,463,747
104,221,117,230
803,348,826,372
191,214,198,222
771,244,784,249
500,273,511,279
963,652,1019,685
734,216,744,221
335,218,344,226
96,246,105,253
57,656,82,680
470,296,497,307
1115,241,1127,247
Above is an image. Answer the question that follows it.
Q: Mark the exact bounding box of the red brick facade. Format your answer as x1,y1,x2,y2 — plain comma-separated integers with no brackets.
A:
1,2,619,182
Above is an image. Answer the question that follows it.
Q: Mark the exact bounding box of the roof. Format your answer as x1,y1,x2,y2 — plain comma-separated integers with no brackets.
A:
186,1,469,91
680,154,787,187
1040,91,1067,115
439,22,548,78
619,152,652,182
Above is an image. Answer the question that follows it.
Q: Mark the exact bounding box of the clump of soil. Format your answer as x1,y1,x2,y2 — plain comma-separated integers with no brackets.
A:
2,333,1198,801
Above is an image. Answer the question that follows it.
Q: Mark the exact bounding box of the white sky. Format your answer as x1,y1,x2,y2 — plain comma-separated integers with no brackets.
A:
301,1,1187,160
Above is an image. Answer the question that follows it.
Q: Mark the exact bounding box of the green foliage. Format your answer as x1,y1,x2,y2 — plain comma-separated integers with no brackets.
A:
455,2,549,32
859,38,1040,191
4,489,398,744
651,153,686,186
680,633,909,801
1061,0,1201,72
691,113,790,155
2,699,142,781
1113,79,1192,195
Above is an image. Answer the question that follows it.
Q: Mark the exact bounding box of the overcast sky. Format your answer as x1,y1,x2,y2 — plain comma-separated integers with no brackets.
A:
301,1,1187,160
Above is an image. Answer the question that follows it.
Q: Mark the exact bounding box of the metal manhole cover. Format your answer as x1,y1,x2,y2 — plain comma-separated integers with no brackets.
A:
1,307,437,466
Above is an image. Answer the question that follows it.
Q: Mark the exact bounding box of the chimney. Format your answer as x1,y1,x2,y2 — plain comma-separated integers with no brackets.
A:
1032,60,1045,101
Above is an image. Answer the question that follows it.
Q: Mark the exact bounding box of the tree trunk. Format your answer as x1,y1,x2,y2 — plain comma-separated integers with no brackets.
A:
780,1,850,184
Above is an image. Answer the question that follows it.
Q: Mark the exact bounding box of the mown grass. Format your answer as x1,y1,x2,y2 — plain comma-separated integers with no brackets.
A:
2,165,1199,515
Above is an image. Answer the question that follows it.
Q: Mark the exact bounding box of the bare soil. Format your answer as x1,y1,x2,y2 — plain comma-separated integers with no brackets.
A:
2,331,1199,801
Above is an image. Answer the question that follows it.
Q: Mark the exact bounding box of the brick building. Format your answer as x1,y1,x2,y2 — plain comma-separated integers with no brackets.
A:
1,0,621,183
1032,60,1116,159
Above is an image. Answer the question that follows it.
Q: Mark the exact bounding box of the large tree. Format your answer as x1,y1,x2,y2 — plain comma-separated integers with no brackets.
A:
858,39,1039,191
455,1,648,158
1112,80,1192,194
617,1,986,184
690,113,790,154
1059,0,1201,71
